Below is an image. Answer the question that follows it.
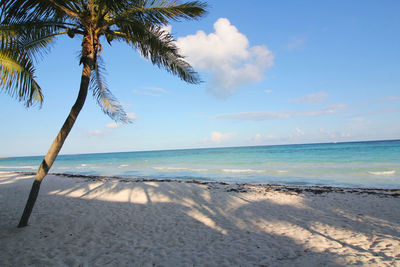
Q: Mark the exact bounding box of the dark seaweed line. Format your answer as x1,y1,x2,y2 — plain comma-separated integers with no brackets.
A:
15,171,400,197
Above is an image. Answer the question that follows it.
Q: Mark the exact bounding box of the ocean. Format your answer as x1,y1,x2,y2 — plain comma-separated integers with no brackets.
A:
1,140,399,188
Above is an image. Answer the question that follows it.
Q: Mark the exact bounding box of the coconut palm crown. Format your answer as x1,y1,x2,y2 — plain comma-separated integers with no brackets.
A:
0,0,207,227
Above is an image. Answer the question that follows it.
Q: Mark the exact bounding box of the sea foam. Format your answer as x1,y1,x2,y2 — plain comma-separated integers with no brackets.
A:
118,164,129,168
368,170,396,176
153,167,208,172
222,169,265,173
0,166,36,169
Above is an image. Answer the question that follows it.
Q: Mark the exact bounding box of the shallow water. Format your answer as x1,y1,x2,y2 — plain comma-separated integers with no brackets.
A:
1,140,399,188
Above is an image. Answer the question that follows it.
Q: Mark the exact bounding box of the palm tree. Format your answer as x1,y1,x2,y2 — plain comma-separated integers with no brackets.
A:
0,0,207,227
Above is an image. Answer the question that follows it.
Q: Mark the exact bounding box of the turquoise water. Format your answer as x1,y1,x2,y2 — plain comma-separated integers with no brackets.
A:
1,140,399,188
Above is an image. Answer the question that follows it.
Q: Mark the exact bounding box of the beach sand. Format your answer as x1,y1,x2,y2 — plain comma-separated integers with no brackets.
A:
1,171,399,266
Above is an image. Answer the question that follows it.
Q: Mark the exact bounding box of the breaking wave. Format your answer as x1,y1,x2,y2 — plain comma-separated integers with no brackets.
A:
222,169,265,174
368,170,396,176
153,167,208,172
0,166,36,169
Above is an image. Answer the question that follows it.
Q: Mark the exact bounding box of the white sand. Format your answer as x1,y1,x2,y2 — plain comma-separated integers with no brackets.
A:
1,171,400,266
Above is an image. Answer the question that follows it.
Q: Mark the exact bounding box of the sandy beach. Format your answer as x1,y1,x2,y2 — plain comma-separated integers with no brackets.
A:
1,171,399,266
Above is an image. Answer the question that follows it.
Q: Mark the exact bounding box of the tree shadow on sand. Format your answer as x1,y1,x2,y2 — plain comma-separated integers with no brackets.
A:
1,174,399,266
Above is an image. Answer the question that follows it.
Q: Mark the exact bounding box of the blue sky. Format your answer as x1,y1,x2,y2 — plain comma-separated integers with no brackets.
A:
1,0,399,157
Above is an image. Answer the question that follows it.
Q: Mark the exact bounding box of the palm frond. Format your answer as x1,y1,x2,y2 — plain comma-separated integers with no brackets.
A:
0,0,79,23
0,11,72,107
1,22,69,61
18,31,57,61
94,0,129,13
90,57,130,123
0,19,77,33
0,20,65,107
111,0,207,26
0,46,43,107
114,19,200,84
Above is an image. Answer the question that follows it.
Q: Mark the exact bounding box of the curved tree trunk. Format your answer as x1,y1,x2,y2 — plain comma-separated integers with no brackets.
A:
18,37,95,227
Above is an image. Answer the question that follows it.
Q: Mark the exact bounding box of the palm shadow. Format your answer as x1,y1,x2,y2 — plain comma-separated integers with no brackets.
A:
1,174,399,266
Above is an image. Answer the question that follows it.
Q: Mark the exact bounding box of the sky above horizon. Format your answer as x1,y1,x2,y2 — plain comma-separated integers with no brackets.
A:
1,0,399,157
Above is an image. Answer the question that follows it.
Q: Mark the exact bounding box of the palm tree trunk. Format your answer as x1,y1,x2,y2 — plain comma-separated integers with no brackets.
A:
18,41,94,227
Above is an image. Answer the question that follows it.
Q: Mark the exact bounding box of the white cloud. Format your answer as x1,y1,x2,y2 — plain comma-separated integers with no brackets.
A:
216,104,346,121
132,87,169,97
126,112,138,120
85,129,107,137
380,96,400,102
118,102,131,108
132,90,160,97
347,117,370,130
249,133,278,144
287,126,305,141
143,86,169,94
106,123,121,129
207,131,233,144
176,18,274,98
106,113,137,129
295,126,304,137
264,89,273,93
319,128,336,139
319,128,351,139
352,107,399,117
289,92,328,104
287,35,307,50
106,113,138,129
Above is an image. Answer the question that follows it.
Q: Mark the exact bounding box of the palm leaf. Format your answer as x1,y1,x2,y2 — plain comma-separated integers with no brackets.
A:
90,56,129,122
110,0,207,25
0,0,80,23
1,23,68,61
0,20,66,106
113,19,200,84
0,46,43,106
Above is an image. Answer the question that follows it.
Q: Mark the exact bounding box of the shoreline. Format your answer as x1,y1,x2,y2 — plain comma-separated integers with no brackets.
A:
17,171,400,197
